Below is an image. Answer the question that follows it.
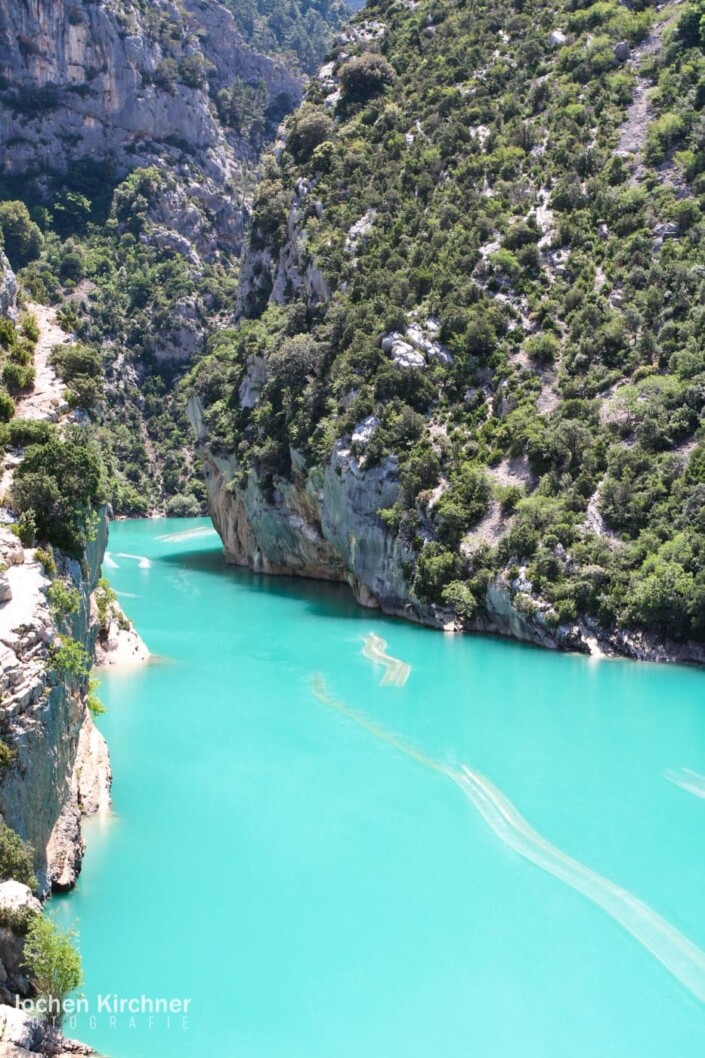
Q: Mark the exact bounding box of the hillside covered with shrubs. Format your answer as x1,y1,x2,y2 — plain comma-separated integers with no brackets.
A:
192,0,705,645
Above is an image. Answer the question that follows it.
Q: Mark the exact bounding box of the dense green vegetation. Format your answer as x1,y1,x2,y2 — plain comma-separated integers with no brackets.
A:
193,0,705,643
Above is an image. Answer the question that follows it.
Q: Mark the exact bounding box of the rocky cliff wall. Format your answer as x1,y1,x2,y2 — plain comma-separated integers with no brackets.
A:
0,0,300,175
0,0,302,260
0,515,112,896
189,394,583,649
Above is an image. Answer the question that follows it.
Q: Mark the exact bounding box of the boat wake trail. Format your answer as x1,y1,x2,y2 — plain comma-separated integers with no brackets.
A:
665,768,705,800
311,674,705,1004
362,632,411,687
115,552,152,569
157,526,218,543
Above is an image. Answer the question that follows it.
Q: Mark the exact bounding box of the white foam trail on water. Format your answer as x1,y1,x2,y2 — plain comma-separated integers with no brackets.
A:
103,552,118,570
157,526,218,543
362,632,411,687
115,552,152,569
665,768,705,800
311,675,705,1004
114,591,141,599
451,766,705,1004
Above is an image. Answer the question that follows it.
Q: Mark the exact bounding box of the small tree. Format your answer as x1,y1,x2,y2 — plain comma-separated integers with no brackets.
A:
0,819,37,889
24,915,83,1026
0,201,43,269
339,54,395,103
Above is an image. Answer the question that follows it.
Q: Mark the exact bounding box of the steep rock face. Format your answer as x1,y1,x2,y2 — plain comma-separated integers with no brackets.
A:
0,0,300,175
0,515,111,895
190,395,581,646
0,0,302,260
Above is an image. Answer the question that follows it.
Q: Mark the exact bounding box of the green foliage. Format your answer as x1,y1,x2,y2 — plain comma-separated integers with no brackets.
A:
50,637,91,680
6,419,54,448
12,427,106,558
34,547,56,577
191,0,705,642
24,914,83,1026
435,468,491,547
0,389,14,423
0,201,43,269
0,819,36,889
94,577,116,634
339,54,395,103
286,107,335,163
87,677,107,718
47,579,81,622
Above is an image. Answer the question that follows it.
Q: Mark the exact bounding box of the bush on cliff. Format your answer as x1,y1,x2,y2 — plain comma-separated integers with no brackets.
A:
24,915,83,1026
0,819,37,890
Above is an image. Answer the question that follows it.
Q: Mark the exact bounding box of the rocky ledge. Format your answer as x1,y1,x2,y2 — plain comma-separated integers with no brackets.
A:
0,1003,92,1058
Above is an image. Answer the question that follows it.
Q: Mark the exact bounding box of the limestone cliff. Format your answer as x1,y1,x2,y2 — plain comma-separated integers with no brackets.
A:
0,0,301,258
189,394,588,652
0,517,111,896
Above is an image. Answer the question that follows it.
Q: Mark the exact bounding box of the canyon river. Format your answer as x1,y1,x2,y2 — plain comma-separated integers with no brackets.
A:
57,518,705,1057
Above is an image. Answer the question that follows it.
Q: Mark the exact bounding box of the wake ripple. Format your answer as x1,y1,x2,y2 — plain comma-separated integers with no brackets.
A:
311,675,705,1004
157,526,218,543
115,552,152,569
665,768,705,800
362,632,411,687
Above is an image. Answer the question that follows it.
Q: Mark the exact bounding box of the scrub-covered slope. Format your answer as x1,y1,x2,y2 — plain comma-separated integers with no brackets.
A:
0,0,349,515
192,0,705,659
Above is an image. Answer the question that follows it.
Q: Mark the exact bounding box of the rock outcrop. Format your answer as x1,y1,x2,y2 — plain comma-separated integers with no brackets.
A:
0,518,111,895
0,257,16,321
0,1004,92,1057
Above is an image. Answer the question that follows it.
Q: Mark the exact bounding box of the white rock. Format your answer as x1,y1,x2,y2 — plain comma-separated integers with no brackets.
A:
549,29,567,47
0,881,41,918
351,416,380,448
390,340,426,369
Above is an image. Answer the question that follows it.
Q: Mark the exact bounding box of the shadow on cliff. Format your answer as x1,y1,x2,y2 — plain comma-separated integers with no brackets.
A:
158,546,380,625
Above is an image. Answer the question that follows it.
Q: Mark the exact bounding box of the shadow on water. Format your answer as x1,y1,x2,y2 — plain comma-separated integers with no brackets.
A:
156,545,550,658
157,545,377,625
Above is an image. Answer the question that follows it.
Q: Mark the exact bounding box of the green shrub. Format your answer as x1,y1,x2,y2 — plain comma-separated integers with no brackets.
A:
24,914,83,1026
12,427,106,558
286,107,334,163
94,577,116,633
34,547,56,576
2,361,35,395
47,579,81,621
0,201,43,269
87,678,107,718
339,54,395,102
6,419,54,448
0,740,15,770
0,819,37,889
0,389,15,423
19,313,40,344
49,637,90,679
525,333,560,366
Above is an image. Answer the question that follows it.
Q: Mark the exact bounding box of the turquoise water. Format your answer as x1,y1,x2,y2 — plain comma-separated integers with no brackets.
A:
57,518,705,1057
